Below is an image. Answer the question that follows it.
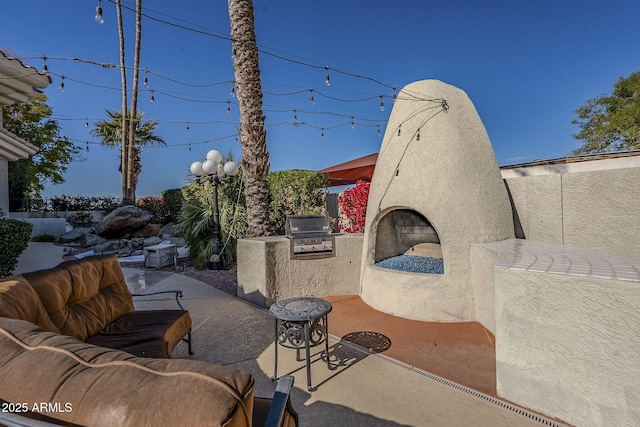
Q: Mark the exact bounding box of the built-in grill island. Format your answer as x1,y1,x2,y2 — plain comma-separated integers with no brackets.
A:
285,215,335,260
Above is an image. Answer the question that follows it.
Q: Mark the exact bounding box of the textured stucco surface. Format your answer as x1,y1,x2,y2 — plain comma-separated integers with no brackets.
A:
0,159,8,214
494,267,640,427
469,244,503,334
504,167,640,259
237,234,362,307
360,79,514,322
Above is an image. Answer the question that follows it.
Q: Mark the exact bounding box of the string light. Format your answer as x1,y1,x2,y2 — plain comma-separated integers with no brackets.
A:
398,124,401,136
188,143,192,152
143,69,149,88
150,90,155,104
186,122,190,133
442,100,449,111
58,75,65,92
226,101,231,115
85,117,88,128
379,96,384,112
86,141,90,152
321,128,325,139
309,89,315,105
416,128,421,141
230,82,235,97
41,56,48,73
324,66,330,86
95,0,104,24
293,110,298,126
392,88,397,103
351,117,355,129
377,125,381,137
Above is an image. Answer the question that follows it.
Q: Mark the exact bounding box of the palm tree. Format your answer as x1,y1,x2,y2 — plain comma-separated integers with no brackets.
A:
91,110,165,199
228,0,271,237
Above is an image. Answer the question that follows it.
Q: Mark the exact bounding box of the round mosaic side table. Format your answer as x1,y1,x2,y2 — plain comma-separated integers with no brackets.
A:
269,297,332,391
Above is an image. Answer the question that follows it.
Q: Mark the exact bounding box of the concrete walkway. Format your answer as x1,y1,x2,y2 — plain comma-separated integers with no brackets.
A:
12,244,566,427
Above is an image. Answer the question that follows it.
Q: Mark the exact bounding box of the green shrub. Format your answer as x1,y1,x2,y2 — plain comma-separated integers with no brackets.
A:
162,188,184,223
137,196,171,224
0,214,33,278
66,211,93,227
31,233,56,242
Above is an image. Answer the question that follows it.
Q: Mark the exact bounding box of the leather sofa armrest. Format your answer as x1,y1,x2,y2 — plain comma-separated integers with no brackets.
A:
131,290,185,311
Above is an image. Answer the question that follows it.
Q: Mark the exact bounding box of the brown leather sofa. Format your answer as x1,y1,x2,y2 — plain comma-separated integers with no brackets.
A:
0,254,191,358
0,255,298,426
0,318,297,426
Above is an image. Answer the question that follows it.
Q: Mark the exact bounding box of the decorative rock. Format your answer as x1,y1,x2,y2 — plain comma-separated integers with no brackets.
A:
135,223,161,238
95,206,153,239
59,227,96,243
143,236,163,247
376,255,444,274
91,241,121,255
79,233,106,248
159,222,176,239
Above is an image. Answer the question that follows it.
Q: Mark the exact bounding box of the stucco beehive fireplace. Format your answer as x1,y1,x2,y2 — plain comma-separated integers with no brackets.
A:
360,79,514,322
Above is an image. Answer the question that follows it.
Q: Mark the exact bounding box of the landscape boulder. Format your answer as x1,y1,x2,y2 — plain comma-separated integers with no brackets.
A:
59,227,96,243
95,206,153,239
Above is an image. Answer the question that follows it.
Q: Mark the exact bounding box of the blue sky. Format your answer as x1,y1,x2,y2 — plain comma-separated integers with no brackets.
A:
2,0,639,198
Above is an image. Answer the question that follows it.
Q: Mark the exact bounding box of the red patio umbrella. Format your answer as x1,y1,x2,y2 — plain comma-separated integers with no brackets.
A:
317,153,378,187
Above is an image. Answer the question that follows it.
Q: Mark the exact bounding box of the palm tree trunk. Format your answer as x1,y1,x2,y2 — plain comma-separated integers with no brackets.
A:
126,0,143,204
227,0,271,237
116,0,128,203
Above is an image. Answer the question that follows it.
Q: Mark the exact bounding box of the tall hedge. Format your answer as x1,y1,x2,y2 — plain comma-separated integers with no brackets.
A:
0,214,33,278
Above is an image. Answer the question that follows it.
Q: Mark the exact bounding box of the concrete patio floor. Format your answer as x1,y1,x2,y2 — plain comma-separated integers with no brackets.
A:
13,243,568,427
127,269,566,427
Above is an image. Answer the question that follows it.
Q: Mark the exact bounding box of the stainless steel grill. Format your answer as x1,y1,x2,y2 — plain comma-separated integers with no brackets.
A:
285,215,335,260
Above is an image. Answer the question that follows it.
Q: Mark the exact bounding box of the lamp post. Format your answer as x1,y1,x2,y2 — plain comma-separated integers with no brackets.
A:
190,150,240,270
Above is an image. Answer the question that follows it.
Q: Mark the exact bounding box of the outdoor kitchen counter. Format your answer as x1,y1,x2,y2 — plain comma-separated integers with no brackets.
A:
236,234,363,307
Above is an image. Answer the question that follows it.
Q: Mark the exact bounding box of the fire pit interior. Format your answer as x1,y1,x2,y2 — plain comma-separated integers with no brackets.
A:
374,209,444,274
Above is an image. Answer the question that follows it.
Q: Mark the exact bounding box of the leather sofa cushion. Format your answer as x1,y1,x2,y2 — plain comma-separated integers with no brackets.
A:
21,254,135,341
0,276,59,333
0,318,254,427
87,310,191,358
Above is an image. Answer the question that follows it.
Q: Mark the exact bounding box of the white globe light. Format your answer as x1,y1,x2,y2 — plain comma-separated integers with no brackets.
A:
224,161,240,176
190,161,204,177
202,159,218,175
216,163,225,177
206,149,223,164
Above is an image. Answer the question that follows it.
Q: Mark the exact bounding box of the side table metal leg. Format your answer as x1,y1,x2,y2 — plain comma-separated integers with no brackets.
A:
304,321,312,391
324,315,330,369
272,318,278,381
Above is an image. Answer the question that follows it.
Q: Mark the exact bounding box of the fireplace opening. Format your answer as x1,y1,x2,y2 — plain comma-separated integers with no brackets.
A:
374,209,444,274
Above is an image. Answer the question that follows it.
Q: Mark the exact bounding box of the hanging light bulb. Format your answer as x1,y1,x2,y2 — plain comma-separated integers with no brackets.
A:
351,117,355,129
379,96,384,112
143,69,149,88
231,47,237,62
150,90,155,105
86,141,90,152
377,125,381,137
416,128,421,141
442,100,449,111
293,110,299,126
324,66,331,86
226,101,231,115
188,144,192,153
85,118,89,128
230,82,235,97
186,122,190,133
397,124,401,136
392,87,397,104
309,89,315,105
58,76,65,92
321,128,325,140
95,0,104,24
41,56,48,73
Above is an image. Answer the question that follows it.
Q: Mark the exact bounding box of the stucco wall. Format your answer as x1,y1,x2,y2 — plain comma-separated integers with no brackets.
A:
0,159,8,214
494,267,640,427
504,166,640,259
237,234,362,307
